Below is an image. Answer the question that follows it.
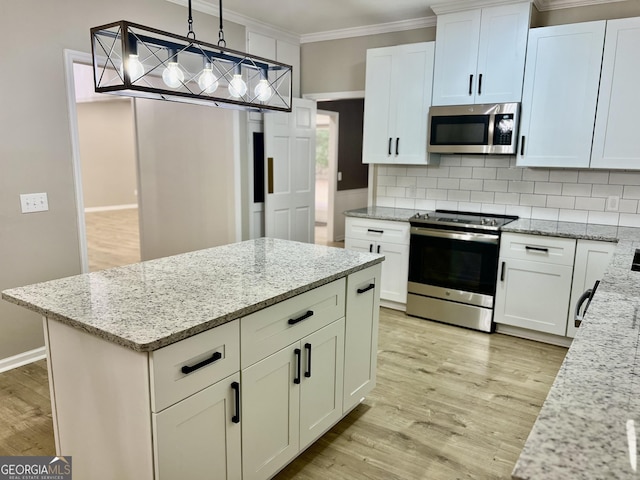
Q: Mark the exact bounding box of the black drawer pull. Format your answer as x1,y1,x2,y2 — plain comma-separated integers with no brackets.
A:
304,343,312,378
294,348,301,384
357,283,375,294
181,351,222,374
525,246,549,253
500,262,505,282
367,228,384,234
288,310,314,325
231,381,240,423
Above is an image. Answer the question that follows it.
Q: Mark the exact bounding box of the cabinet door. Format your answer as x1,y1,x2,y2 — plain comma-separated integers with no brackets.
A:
362,47,395,164
345,237,375,254
241,345,300,480
393,42,435,164
299,319,345,449
591,17,640,169
153,373,241,480
432,9,482,106
344,265,381,412
495,258,573,335
517,21,605,168
475,2,530,104
567,240,616,338
378,241,410,304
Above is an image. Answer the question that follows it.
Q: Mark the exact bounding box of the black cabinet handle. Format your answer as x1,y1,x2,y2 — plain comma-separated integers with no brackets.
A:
468,74,473,95
304,343,312,378
294,348,301,384
369,244,373,252
395,138,399,156
357,283,375,294
388,137,392,155
520,136,526,156
478,73,482,95
288,310,314,325
500,262,505,282
367,228,384,234
231,381,240,423
377,245,381,254
181,351,222,374
525,246,549,253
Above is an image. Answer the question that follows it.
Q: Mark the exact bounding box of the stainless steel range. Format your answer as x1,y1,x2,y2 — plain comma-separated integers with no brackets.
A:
406,210,517,332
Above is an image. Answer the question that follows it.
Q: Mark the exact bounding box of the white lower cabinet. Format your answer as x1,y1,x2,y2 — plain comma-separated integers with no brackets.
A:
241,319,345,480
153,373,242,480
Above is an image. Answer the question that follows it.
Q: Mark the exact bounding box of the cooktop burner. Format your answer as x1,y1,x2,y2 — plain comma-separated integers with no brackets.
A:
410,209,518,231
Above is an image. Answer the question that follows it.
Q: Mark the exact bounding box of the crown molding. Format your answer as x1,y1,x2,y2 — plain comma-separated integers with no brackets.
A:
300,17,437,44
431,0,532,15
533,0,625,10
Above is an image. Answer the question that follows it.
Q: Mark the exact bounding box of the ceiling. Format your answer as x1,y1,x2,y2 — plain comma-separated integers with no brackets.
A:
184,0,625,41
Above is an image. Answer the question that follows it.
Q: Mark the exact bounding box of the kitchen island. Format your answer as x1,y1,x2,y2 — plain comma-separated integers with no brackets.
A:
2,238,384,480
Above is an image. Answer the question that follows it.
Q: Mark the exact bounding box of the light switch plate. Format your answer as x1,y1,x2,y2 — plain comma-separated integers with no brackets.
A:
20,193,49,213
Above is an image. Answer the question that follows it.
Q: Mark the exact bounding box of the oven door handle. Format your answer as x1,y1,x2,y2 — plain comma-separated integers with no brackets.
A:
410,227,499,244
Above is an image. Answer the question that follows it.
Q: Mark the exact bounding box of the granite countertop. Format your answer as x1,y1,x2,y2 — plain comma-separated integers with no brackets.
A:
343,206,419,222
1,238,383,352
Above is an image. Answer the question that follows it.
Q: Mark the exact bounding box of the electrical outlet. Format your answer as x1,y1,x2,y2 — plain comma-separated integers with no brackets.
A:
20,193,49,213
606,195,619,212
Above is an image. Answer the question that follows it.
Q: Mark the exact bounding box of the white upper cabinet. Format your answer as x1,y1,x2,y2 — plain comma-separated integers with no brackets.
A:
362,42,436,165
517,21,606,168
432,2,530,106
591,17,640,169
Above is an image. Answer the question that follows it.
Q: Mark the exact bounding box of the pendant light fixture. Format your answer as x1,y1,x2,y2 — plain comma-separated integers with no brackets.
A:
90,0,292,112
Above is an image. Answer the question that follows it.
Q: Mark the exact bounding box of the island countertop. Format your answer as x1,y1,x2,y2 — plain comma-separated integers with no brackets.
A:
1,238,383,352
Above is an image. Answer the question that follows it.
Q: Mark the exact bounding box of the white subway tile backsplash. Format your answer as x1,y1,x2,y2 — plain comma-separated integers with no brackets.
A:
481,203,506,214
395,198,416,209
559,209,588,223
387,166,408,176
417,177,438,188
470,191,495,203
415,199,437,211
623,186,640,199
408,188,426,199
509,181,535,194
562,183,592,197
448,190,471,202
497,167,523,181
591,184,623,197
438,178,460,190
483,180,509,192
386,186,406,197
619,199,638,214
575,197,605,211
619,213,640,227
458,202,482,211
547,195,575,209
426,189,448,200
485,157,511,168
532,207,560,221
472,167,497,179
460,179,484,190
506,205,532,218
522,169,550,182
578,170,609,184
520,194,547,207
397,176,416,187
377,186,387,196
378,176,397,186
406,166,428,177
609,172,640,185
460,156,485,167
534,182,562,195
494,192,520,205
549,170,579,183
436,200,459,210
439,156,462,166
427,166,451,178
449,166,473,178
587,211,619,226
376,196,396,208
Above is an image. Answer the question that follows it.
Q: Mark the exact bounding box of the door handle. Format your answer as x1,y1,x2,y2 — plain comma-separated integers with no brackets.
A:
294,348,301,384
267,157,274,194
231,381,240,423
478,73,482,95
181,351,222,374
304,343,312,378
468,74,473,95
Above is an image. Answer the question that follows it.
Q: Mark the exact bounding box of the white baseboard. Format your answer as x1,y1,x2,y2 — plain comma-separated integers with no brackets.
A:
495,324,573,348
85,204,138,213
0,346,46,373
380,299,406,312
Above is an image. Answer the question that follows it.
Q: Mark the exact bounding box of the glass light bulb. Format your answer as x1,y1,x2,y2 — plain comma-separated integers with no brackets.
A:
120,54,145,82
162,62,184,88
254,79,273,102
229,74,247,98
197,65,219,94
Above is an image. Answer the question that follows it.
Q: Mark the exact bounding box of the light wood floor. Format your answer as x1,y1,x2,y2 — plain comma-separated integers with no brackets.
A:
0,310,566,479
85,208,141,271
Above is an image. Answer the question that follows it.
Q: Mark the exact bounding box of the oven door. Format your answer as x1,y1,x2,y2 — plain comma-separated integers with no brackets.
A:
408,227,499,308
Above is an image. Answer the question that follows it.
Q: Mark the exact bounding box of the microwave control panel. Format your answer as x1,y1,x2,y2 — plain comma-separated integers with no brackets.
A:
493,114,515,146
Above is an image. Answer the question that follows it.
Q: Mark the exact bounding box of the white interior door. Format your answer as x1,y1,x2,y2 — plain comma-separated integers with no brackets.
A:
264,98,317,243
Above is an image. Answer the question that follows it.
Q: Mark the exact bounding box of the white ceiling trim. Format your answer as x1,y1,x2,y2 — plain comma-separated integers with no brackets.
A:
300,17,437,44
533,0,625,10
431,0,532,15
166,0,302,45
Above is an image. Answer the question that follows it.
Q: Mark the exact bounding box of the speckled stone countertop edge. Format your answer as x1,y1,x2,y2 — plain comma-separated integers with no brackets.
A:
1,258,382,352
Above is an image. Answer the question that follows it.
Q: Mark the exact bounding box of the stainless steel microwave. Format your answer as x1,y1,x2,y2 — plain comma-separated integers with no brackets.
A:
427,103,520,155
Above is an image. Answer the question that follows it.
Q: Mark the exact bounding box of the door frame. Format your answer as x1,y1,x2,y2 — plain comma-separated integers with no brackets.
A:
316,109,339,243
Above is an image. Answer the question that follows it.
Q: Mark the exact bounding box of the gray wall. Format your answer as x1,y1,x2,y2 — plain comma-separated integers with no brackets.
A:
0,0,244,361
78,100,138,209
533,0,640,27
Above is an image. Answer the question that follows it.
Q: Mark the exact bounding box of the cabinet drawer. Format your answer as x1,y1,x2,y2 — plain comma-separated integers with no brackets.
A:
241,278,346,368
150,319,240,412
500,233,576,266
345,217,410,245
